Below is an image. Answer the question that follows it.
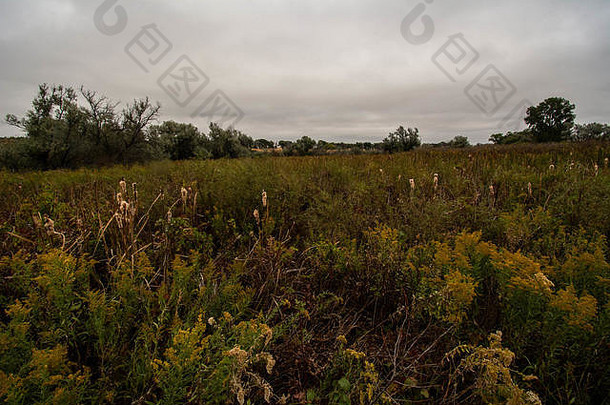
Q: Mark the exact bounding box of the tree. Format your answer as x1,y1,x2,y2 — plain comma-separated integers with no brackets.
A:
119,97,160,163
207,123,252,159
449,135,470,148
5,84,89,169
525,97,575,143
148,121,206,160
254,139,275,149
383,126,421,153
293,136,316,156
489,130,532,145
5,84,162,169
572,123,610,142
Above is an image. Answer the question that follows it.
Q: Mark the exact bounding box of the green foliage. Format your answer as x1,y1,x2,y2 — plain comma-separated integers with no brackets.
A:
0,142,609,403
525,97,576,143
490,130,533,145
383,126,421,153
572,123,610,142
449,135,471,148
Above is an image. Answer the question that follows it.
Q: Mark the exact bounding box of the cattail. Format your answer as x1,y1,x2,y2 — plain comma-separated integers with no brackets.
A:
119,178,127,195
32,213,42,229
433,173,439,191
43,215,55,236
534,272,554,294
120,200,129,215
253,209,260,224
263,384,272,402
409,178,415,190
262,190,267,208
181,187,188,206
527,182,532,197
115,212,124,229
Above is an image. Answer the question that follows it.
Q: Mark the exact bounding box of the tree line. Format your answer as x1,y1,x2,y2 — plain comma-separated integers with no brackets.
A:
1,85,608,171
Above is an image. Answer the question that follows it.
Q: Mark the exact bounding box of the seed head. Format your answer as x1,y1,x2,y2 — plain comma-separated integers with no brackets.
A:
181,187,188,205
489,185,495,197
43,215,55,236
409,178,415,190
253,209,260,224
119,178,127,195
549,164,555,171
605,157,609,168
120,201,130,216
433,173,439,190
528,182,532,197
262,190,267,208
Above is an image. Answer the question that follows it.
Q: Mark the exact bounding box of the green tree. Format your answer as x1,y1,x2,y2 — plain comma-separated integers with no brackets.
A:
253,139,275,149
148,121,206,160
525,97,575,143
6,84,84,169
489,130,532,145
293,136,316,156
449,135,470,148
207,123,252,159
383,126,421,153
572,123,610,142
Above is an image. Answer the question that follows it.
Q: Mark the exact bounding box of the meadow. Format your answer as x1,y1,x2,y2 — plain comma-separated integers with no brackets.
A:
0,142,609,404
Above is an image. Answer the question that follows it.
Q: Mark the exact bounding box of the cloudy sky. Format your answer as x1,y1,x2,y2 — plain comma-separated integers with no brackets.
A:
1,0,609,144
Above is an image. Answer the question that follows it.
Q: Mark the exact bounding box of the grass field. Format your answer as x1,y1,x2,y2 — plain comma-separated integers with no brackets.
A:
1,142,609,404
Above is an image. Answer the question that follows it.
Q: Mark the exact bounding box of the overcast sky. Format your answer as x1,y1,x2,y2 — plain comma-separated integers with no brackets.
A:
1,0,608,144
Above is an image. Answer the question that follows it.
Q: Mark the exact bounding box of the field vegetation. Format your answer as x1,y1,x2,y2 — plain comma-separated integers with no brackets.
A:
1,142,609,404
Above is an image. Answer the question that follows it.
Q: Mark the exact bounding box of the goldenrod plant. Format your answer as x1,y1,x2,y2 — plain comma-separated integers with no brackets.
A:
0,142,609,404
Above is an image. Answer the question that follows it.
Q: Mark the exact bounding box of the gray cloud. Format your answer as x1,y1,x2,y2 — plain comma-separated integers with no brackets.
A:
1,0,608,144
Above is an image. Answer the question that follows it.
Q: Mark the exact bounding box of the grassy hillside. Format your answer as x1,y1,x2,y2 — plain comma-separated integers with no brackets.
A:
1,142,609,404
